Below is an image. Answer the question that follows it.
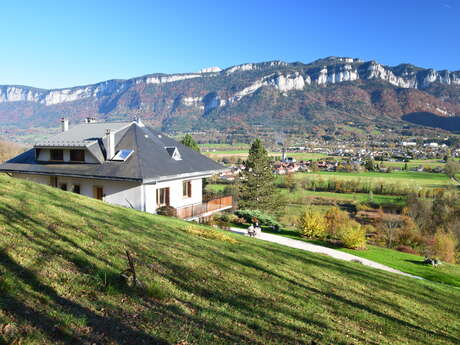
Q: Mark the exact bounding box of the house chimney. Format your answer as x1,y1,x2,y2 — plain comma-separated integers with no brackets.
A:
134,116,144,127
106,129,115,160
61,118,69,132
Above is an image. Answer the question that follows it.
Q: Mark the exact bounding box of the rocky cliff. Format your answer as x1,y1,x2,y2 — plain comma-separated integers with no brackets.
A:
1,56,459,139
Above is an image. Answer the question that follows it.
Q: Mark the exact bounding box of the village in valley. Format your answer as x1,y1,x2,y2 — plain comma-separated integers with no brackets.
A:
215,137,456,178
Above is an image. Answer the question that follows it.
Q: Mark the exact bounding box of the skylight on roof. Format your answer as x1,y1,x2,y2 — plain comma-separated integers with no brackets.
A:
112,149,134,161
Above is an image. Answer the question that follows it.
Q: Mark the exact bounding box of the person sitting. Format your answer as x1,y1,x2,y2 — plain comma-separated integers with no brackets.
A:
254,222,262,237
247,224,256,237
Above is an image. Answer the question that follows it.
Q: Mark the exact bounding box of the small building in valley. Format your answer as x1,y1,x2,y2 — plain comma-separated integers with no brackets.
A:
0,118,231,220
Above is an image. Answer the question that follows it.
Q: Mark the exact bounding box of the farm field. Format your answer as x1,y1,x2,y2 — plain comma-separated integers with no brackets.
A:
383,159,445,169
205,183,398,206
291,171,455,188
199,143,250,150
279,189,406,206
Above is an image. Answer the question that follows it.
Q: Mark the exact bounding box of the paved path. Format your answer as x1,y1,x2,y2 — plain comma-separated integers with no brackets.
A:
229,227,422,279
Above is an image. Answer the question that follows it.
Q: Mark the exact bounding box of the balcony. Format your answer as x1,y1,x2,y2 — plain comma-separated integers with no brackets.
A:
176,195,233,220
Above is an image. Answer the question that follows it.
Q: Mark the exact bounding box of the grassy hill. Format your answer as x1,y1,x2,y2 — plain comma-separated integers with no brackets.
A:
0,174,459,345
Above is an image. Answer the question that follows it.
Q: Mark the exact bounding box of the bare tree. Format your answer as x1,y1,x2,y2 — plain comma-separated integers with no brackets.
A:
380,214,403,248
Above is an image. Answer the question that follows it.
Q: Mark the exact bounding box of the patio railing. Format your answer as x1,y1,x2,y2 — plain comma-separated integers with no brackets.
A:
176,195,233,219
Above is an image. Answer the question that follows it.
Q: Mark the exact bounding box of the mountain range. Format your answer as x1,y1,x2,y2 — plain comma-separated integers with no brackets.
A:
1,56,460,142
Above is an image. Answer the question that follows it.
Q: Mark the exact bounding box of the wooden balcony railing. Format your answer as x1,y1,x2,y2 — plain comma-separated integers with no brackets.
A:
176,195,233,219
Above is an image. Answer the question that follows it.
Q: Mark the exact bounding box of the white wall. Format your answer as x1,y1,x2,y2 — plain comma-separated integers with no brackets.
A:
11,173,143,210
36,148,99,163
12,173,50,185
11,173,205,214
144,178,203,213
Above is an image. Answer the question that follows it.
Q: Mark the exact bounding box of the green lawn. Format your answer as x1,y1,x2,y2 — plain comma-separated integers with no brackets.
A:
1,175,460,344
339,245,460,287
260,228,460,288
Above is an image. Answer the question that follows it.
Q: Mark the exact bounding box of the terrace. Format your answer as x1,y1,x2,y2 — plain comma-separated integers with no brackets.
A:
176,195,233,221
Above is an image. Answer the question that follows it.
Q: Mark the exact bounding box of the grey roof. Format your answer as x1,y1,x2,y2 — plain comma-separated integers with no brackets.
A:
0,122,225,183
35,122,131,147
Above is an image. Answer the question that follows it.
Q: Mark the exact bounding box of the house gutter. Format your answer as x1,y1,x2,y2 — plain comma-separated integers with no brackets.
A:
0,168,142,183
143,168,228,184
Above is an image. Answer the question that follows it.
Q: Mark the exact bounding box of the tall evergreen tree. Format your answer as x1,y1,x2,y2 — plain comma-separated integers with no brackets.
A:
181,134,200,152
364,157,375,171
238,139,278,211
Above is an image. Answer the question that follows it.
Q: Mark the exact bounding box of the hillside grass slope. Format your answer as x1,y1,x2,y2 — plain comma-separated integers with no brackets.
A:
0,174,459,345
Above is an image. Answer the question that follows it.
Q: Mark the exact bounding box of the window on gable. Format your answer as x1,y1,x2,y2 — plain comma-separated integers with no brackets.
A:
70,149,85,162
50,149,63,161
182,180,192,198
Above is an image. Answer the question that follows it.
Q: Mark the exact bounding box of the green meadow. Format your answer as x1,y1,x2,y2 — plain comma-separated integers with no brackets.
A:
1,174,460,344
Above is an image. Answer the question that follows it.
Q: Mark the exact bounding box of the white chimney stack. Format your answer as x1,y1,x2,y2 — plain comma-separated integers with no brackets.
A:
106,129,115,160
134,116,144,127
61,118,69,132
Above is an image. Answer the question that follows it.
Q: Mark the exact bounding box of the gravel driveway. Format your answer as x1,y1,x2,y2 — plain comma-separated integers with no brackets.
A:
229,227,422,279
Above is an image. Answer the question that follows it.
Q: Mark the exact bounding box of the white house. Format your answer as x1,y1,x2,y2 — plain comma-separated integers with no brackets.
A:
0,118,231,220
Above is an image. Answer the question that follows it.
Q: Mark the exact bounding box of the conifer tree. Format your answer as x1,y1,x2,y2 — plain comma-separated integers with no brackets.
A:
364,157,375,171
238,139,278,211
181,134,200,152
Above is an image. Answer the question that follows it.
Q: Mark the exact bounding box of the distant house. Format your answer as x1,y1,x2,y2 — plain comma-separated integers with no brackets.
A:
0,118,231,220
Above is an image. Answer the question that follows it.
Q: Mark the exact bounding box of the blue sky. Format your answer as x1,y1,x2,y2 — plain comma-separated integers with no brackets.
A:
0,0,458,89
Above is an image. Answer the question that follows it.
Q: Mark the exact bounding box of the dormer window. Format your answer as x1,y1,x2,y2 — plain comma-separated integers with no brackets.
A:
70,149,85,162
50,149,64,161
165,147,182,161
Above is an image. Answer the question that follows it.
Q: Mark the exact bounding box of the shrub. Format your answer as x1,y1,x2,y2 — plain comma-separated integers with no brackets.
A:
234,217,247,225
234,209,281,228
324,207,350,238
431,231,458,263
213,212,238,224
396,245,418,255
212,212,238,230
182,225,238,244
396,217,424,250
339,220,367,249
297,208,327,239
156,206,177,217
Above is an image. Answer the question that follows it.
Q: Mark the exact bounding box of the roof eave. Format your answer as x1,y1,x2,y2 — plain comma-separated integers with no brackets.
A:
143,167,228,184
0,168,142,183
34,143,92,149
